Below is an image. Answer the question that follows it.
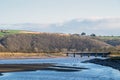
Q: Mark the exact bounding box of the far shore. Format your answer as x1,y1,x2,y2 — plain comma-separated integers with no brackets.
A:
0,52,66,59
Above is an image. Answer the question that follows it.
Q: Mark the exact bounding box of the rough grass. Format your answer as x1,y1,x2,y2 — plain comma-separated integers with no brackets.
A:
0,52,66,59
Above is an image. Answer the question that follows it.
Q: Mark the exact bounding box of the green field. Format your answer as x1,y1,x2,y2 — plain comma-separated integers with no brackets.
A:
0,30,22,37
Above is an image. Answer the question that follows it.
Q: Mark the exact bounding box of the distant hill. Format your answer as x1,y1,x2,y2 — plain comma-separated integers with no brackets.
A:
0,18,120,35
0,33,113,53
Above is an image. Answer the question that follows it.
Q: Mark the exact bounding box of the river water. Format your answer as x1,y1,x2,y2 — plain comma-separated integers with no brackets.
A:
0,57,120,80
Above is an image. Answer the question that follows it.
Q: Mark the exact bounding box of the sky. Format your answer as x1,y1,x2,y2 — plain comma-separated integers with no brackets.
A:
0,0,120,24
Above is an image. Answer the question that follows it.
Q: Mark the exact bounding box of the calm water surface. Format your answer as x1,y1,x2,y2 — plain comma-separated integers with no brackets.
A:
0,57,120,80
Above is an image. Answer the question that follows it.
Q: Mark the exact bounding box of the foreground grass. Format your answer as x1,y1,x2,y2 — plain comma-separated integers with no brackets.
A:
0,52,66,59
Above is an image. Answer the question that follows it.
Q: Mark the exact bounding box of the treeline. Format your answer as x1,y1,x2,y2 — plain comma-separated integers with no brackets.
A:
0,33,113,53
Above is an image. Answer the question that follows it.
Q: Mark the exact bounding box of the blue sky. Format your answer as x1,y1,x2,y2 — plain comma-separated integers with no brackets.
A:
0,0,120,24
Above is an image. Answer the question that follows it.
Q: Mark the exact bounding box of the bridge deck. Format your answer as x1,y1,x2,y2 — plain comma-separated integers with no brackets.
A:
65,52,111,57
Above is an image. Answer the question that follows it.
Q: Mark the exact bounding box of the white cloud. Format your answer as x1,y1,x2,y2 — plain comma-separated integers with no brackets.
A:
0,17,120,35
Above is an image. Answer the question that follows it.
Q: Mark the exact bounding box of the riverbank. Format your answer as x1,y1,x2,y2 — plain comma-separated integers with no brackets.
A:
83,57,120,71
0,52,66,59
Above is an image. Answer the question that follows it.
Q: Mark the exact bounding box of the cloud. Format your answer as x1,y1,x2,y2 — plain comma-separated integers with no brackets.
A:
57,17,120,35
0,17,120,35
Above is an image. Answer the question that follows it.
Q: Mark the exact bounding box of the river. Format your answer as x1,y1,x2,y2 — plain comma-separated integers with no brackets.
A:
0,57,120,80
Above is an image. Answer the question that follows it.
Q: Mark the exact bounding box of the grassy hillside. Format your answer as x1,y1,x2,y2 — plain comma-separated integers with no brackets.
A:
97,36,120,47
0,30,120,54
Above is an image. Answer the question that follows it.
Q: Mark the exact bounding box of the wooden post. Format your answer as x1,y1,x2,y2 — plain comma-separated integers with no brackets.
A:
88,53,90,58
80,53,82,58
73,53,75,57
107,52,111,57
95,53,97,57
66,53,68,56
102,53,104,57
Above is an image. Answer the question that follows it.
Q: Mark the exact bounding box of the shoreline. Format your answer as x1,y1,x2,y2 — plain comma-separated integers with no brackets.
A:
0,63,87,75
0,63,55,74
0,56,66,60
0,52,66,60
83,57,120,71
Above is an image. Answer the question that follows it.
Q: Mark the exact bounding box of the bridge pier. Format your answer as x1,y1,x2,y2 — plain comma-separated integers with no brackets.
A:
80,53,82,57
95,53,97,57
102,53,104,57
66,53,68,56
88,53,90,57
73,53,75,57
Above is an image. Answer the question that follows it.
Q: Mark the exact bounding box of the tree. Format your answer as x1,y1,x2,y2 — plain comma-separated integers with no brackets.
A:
54,48,59,52
81,32,86,36
90,33,96,37
61,48,68,53
70,49,76,52
72,34,80,36
34,47,39,53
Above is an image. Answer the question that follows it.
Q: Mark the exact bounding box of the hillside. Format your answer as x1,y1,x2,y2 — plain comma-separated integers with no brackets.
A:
0,33,112,53
97,36,120,46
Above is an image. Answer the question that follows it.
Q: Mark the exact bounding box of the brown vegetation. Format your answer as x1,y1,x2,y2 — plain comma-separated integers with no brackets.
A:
0,33,112,53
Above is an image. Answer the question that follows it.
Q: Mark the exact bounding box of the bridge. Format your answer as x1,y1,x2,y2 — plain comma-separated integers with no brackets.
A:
65,52,111,57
